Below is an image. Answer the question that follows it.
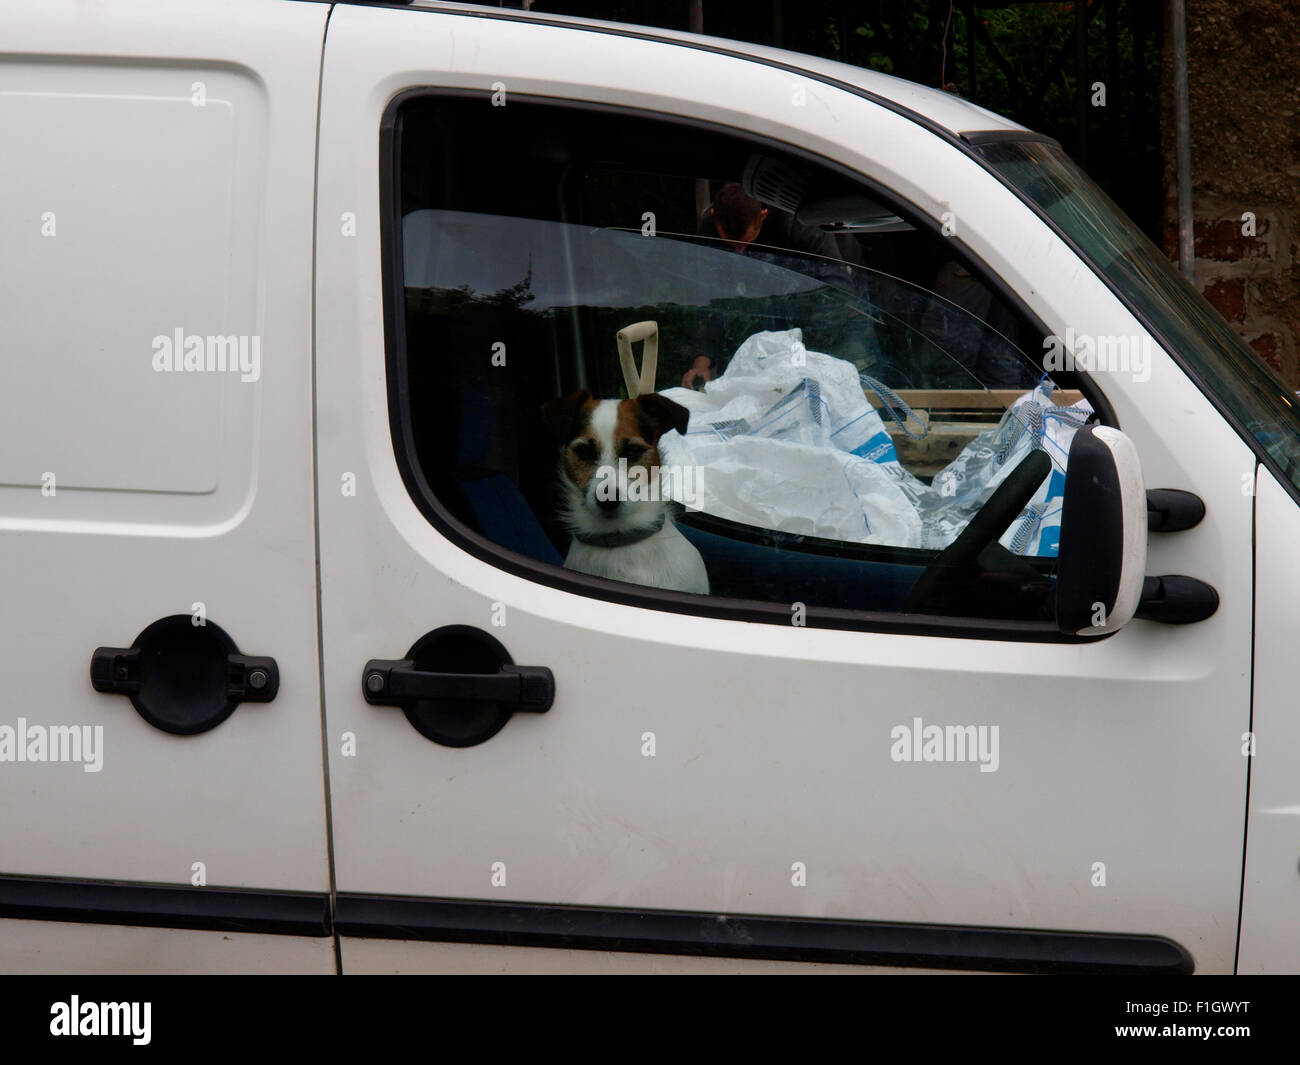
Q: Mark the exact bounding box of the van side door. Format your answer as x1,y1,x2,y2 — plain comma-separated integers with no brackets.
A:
0,0,333,973
314,3,1251,974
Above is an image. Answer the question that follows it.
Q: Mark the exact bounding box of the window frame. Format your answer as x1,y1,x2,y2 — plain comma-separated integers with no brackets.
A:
378,86,1117,643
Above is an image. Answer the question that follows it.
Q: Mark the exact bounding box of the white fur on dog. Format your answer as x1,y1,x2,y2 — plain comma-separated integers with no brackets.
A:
558,399,709,595
563,522,709,594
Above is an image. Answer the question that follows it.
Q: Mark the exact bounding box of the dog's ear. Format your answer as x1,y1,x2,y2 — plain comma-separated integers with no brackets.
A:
633,393,690,443
539,390,592,443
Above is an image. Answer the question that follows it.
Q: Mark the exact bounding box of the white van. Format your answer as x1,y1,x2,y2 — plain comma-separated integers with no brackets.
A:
2,0,1296,975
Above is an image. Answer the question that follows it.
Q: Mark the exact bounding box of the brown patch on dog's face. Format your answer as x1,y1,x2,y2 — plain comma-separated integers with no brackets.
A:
562,428,601,492
539,391,599,492
613,399,659,480
632,393,690,442
540,390,595,444
542,391,691,503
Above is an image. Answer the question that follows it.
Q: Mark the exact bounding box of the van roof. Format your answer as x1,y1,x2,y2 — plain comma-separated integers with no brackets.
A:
401,0,1027,138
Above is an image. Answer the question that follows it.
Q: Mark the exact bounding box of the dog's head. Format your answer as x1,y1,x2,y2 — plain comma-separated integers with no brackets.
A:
540,390,690,538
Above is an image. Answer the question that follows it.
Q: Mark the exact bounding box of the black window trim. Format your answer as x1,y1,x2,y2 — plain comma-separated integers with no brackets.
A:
379,86,1116,643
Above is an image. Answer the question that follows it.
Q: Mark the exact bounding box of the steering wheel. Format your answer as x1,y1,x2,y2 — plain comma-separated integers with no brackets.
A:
903,449,1052,615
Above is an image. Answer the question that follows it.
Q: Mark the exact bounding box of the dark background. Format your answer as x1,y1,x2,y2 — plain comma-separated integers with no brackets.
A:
541,0,1166,240
503,0,1300,386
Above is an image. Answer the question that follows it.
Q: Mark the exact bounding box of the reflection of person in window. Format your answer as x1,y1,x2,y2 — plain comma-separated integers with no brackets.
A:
923,260,1037,389
681,183,843,388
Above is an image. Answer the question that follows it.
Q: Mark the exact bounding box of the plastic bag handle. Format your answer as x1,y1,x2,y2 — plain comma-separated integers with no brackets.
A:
859,373,928,439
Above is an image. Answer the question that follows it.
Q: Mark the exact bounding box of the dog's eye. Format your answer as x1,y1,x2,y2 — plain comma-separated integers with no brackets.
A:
619,442,647,461
570,440,598,462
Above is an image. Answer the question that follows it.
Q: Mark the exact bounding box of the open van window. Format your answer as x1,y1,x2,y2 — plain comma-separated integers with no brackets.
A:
978,136,1300,494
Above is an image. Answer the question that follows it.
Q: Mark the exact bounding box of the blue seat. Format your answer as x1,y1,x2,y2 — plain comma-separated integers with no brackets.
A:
454,370,563,567
460,473,563,566
676,521,921,612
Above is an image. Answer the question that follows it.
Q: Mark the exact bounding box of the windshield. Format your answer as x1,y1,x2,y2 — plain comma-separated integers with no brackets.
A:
976,137,1300,493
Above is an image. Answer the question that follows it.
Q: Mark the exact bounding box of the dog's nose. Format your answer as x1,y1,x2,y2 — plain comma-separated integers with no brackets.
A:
596,497,620,516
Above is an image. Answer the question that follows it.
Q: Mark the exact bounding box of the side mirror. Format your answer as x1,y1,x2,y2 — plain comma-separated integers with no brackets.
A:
1055,426,1148,635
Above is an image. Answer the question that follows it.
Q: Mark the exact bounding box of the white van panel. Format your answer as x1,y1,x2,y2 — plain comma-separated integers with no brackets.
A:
0,0,331,915
340,936,967,974
0,64,264,509
1237,466,1300,973
315,3,1252,972
411,0,1025,139
0,918,334,975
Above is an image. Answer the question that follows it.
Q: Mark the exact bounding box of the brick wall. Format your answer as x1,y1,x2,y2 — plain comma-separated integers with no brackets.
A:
1161,0,1300,385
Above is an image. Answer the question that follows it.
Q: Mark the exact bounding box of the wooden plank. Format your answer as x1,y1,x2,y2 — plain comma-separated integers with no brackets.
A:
867,388,1084,410
885,422,985,478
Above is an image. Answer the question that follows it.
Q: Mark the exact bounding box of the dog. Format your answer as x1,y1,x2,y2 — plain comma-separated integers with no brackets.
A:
539,390,709,595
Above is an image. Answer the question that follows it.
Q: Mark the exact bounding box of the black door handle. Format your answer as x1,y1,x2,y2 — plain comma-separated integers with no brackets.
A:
90,615,278,735
363,660,554,710
363,626,553,747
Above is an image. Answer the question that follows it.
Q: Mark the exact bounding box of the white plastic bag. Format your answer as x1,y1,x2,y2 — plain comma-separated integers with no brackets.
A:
656,329,1090,557
921,380,1092,555
657,330,925,547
